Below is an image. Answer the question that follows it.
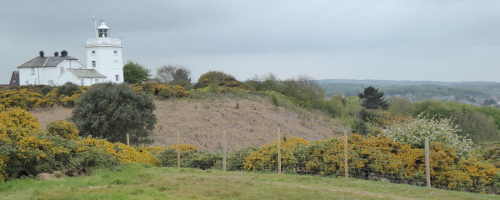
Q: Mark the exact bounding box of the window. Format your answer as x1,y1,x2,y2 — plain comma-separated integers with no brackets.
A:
98,29,108,38
48,80,54,86
92,61,96,67
60,67,64,74
95,79,99,84
114,50,117,54
31,68,35,75
92,50,95,54
81,79,85,86
115,75,119,81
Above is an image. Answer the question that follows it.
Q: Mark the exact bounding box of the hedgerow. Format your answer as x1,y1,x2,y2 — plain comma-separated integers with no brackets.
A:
243,135,499,193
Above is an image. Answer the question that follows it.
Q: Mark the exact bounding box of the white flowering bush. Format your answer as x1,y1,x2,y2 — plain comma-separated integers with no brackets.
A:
382,114,473,156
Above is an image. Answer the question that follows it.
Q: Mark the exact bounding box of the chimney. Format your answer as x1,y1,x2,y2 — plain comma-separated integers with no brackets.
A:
54,51,59,57
39,51,44,58
61,50,68,57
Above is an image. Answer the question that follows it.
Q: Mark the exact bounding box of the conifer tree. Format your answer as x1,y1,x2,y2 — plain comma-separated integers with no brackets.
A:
358,86,389,110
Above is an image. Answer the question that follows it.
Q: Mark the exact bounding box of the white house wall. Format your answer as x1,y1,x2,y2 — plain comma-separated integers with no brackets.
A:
58,72,96,87
18,68,35,85
18,59,87,86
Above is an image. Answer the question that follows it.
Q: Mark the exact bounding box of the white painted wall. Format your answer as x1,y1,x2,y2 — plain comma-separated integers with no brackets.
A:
86,37,124,83
58,71,97,87
18,59,86,86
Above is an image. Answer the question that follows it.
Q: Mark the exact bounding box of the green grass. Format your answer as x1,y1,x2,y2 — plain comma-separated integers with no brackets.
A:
0,164,498,200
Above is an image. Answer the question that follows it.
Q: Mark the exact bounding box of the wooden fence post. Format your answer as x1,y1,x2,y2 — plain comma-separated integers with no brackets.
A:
344,131,348,181
223,131,227,171
177,131,181,168
425,137,431,189
126,134,130,146
277,128,282,173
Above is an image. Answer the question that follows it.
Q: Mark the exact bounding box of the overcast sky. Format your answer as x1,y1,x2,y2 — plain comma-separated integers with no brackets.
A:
2,1,500,84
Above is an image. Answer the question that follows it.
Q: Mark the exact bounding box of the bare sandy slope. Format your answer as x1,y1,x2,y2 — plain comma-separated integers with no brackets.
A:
30,97,342,152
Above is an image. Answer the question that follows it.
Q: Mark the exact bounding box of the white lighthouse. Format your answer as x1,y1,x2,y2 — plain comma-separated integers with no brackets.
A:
85,21,124,83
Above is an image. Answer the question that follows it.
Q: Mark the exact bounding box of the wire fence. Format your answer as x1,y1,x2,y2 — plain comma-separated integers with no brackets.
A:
106,130,499,194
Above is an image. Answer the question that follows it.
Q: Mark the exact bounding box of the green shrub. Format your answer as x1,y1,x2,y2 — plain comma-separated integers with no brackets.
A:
71,83,156,145
183,152,222,170
194,71,254,91
226,147,259,171
57,82,80,97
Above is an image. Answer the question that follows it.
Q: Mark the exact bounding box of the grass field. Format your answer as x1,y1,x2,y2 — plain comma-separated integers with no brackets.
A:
0,164,497,200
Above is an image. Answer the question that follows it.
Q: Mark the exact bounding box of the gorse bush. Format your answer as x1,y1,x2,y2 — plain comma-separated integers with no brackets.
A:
78,137,160,166
243,135,498,193
0,107,161,181
47,120,79,140
244,137,310,172
0,88,42,109
0,85,87,109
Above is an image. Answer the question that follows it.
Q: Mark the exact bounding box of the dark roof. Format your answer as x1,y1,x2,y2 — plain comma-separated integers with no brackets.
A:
67,69,107,78
9,71,20,87
17,56,78,68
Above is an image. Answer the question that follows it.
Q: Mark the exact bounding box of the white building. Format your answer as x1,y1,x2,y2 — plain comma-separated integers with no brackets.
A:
85,21,124,83
16,21,124,86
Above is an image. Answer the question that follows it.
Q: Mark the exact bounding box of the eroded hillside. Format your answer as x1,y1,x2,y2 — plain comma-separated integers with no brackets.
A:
31,96,342,152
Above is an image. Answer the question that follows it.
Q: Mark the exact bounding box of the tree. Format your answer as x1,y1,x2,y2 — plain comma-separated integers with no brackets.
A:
280,75,326,109
156,65,192,88
70,83,156,145
245,73,281,91
451,108,500,142
383,114,473,156
359,86,389,110
123,61,151,84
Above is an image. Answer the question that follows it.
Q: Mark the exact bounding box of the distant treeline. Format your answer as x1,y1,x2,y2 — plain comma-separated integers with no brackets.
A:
321,80,500,103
